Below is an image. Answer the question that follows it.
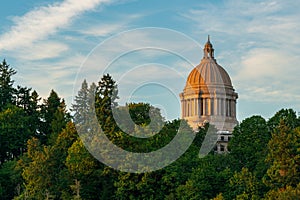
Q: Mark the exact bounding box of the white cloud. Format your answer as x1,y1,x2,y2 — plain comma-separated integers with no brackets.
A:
12,41,69,60
0,0,112,51
78,14,142,37
80,23,126,37
235,48,289,81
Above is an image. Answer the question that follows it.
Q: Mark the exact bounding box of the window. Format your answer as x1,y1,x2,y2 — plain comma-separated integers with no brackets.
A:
220,145,225,152
214,145,217,151
221,136,224,141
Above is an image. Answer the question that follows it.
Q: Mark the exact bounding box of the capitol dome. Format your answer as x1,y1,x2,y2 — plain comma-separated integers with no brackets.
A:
186,60,232,89
179,36,238,132
184,36,233,93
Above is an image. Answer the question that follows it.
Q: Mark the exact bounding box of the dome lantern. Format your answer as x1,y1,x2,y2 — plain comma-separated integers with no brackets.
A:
203,35,215,59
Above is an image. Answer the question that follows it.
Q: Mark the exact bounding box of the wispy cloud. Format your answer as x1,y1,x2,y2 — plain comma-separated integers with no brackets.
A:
0,0,112,51
78,14,141,37
12,41,69,61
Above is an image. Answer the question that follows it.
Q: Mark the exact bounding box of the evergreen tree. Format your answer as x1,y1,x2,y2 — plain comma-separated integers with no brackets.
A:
72,79,89,125
95,74,120,144
0,105,31,163
49,100,71,144
0,59,16,111
0,160,22,199
264,121,300,190
40,90,69,144
27,90,42,138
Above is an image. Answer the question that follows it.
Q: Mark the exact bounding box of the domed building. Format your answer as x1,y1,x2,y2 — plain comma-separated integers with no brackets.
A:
179,36,238,134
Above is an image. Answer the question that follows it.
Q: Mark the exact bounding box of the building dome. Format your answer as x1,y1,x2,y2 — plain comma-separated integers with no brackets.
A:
185,36,233,92
179,36,238,132
186,60,232,89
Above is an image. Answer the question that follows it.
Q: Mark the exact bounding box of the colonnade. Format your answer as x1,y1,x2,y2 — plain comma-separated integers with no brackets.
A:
181,97,236,118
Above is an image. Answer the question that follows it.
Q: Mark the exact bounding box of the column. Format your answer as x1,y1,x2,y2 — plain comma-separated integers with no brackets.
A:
219,98,222,116
199,98,202,116
211,98,214,116
228,99,230,117
181,100,183,118
202,98,206,116
215,98,218,115
184,100,186,117
232,100,236,117
221,98,225,116
231,100,234,117
226,99,229,117
228,99,231,117
194,98,197,116
207,98,210,115
195,98,198,116
191,99,193,116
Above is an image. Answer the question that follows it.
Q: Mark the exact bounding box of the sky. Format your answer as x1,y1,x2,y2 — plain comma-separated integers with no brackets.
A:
0,0,299,122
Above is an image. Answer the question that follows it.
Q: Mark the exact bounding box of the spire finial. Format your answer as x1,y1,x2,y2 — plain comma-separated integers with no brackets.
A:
203,35,214,59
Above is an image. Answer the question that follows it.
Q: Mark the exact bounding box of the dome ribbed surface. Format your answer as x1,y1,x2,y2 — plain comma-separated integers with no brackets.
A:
186,59,232,89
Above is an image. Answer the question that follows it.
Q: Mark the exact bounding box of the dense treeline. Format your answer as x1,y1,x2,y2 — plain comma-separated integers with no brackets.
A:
0,60,299,199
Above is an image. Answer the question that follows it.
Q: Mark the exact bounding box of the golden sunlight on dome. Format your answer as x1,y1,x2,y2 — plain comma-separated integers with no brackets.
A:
179,36,238,132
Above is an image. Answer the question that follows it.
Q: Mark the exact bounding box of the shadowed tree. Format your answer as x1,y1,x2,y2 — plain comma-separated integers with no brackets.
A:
264,121,300,190
0,59,16,111
268,108,300,131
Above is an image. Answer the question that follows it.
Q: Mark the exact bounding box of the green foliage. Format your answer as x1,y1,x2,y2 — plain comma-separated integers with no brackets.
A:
17,122,78,199
0,160,22,199
229,116,270,174
229,168,260,200
40,90,70,144
95,74,119,134
0,59,16,111
268,108,300,131
264,122,300,189
1,68,299,200
72,79,90,125
66,139,97,178
264,183,300,200
175,155,233,200
0,105,32,163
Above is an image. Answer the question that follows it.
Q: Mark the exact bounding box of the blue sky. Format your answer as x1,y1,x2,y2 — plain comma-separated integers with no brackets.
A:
0,0,299,121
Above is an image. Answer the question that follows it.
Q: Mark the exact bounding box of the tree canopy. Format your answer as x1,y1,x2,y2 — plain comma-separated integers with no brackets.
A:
0,60,299,199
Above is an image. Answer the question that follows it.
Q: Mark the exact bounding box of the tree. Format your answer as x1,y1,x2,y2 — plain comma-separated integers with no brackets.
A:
228,116,270,175
264,121,300,190
229,168,260,200
66,139,111,200
27,90,42,137
72,79,89,125
17,122,78,199
175,154,233,200
95,74,119,135
0,105,32,163
268,108,300,131
15,87,42,138
40,90,69,144
264,183,300,200
0,160,22,199
49,100,71,145
0,59,16,111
